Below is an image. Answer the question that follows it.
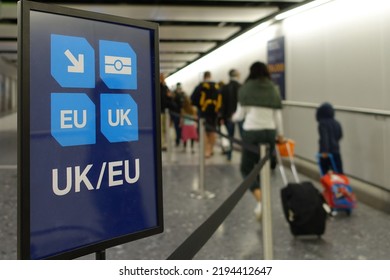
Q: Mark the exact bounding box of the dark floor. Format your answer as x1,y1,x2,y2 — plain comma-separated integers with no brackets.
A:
1,113,390,260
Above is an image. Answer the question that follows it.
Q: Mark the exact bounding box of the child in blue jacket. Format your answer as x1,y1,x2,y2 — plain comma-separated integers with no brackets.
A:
316,102,343,174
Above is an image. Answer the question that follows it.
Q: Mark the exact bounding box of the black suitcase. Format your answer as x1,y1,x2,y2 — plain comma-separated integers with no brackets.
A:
281,182,327,236
276,141,328,237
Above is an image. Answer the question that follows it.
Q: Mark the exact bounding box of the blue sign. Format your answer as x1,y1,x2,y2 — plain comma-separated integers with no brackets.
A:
51,36,140,145
51,93,96,146
51,34,95,88
100,94,139,143
267,37,286,99
21,2,162,260
99,40,137,90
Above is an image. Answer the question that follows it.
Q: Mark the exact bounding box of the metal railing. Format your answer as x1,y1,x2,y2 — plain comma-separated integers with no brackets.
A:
283,100,390,117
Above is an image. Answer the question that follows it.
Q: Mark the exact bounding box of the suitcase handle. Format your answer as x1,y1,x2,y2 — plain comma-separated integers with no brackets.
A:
316,153,339,176
275,140,300,185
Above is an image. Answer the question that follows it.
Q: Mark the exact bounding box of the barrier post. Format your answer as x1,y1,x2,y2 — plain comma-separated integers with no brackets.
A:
260,144,273,260
199,118,205,196
191,118,215,199
165,108,171,163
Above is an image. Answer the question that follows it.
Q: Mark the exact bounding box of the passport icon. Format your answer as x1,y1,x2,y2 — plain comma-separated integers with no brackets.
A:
104,55,132,75
100,40,137,89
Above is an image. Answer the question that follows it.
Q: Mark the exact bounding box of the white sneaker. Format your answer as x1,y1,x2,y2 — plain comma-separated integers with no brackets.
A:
254,203,262,221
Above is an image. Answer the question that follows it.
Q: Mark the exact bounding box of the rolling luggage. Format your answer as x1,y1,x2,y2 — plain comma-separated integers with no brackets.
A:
276,141,328,237
317,153,356,215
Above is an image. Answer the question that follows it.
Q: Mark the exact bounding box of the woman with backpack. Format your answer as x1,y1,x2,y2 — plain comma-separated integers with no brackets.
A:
191,71,222,158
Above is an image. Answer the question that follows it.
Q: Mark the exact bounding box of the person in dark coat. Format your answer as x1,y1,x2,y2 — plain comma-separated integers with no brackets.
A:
171,83,186,147
160,73,173,151
220,69,241,161
316,102,343,174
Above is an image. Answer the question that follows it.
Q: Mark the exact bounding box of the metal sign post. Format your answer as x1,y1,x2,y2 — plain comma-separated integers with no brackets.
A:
95,250,106,260
191,118,215,199
260,144,273,260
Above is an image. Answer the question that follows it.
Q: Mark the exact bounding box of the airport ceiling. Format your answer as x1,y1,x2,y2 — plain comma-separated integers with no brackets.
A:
0,0,305,75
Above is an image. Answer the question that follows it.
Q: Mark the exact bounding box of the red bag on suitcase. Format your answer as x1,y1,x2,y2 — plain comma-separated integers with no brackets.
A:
317,154,356,215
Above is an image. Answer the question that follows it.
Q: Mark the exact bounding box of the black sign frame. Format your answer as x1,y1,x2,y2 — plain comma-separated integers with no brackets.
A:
17,0,163,260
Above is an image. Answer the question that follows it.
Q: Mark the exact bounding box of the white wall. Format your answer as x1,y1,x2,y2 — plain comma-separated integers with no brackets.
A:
283,0,390,109
166,0,390,190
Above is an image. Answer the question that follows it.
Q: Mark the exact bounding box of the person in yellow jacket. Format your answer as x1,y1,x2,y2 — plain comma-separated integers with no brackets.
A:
191,71,222,158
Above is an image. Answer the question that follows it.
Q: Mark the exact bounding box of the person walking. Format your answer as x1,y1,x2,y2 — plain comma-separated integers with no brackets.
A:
316,102,343,174
191,71,222,158
180,96,198,153
160,73,172,151
220,69,241,161
171,82,186,147
233,61,284,220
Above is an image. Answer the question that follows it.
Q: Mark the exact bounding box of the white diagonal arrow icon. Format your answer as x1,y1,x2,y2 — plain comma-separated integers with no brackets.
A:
64,49,84,73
